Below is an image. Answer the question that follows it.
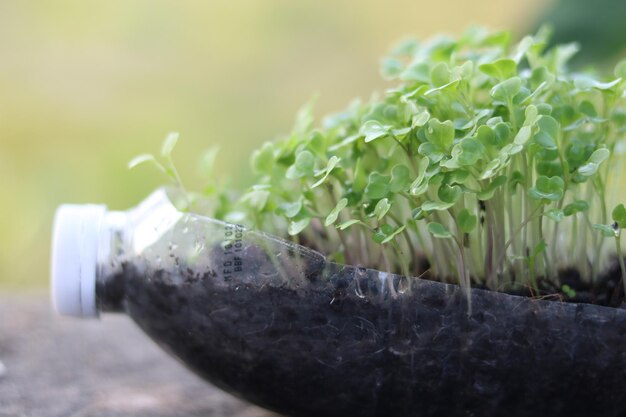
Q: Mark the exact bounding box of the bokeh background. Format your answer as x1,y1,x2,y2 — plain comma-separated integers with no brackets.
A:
2,0,625,290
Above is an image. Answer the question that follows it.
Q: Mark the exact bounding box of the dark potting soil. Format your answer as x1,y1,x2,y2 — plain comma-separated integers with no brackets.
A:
486,261,626,308
97,234,626,417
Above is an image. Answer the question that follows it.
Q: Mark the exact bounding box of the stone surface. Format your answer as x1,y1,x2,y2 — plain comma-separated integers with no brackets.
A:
0,292,281,417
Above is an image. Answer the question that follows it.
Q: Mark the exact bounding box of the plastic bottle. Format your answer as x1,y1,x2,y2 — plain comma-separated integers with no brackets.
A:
51,188,626,417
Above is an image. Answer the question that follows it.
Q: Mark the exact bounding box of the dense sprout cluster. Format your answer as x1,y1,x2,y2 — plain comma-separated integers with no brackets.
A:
137,28,626,295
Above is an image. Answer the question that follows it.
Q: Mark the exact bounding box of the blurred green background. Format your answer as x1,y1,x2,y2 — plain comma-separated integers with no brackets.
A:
3,0,625,290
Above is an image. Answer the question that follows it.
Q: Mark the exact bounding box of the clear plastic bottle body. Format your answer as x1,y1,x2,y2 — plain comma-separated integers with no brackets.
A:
95,189,328,314
82,189,626,417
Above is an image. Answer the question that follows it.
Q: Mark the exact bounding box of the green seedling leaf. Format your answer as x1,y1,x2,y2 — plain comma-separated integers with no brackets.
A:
524,105,539,126
307,130,327,157
493,122,512,145
391,127,412,139
536,160,564,177
532,239,547,258
476,125,497,149
446,169,470,184
430,62,451,87
441,137,485,168
286,150,315,180
337,219,362,230
528,175,564,202
373,198,391,221
390,38,419,56
530,67,555,90
278,200,303,219
328,134,360,152
409,157,430,196
579,101,598,118
513,126,532,146
412,207,429,220
292,95,317,136
425,79,459,95
251,142,275,175
593,223,618,238
427,222,453,239
325,198,348,226
381,58,403,79
479,58,517,80
372,224,393,244
421,200,456,211
615,59,626,79
288,217,311,236
477,175,507,200
456,137,486,166
161,132,179,158
458,209,477,233
361,120,390,143
199,146,220,177
389,165,411,192
401,62,430,83
577,148,610,177
533,116,559,150
438,184,462,204
128,154,160,170
479,158,503,180
508,171,524,191
561,284,576,298
500,143,523,157
491,77,522,103
546,208,564,222
352,157,368,194
563,200,589,216
312,156,340,188
241,188,271,211
372,224,406,244
459,109,491,130
574,75,621,91
365,172,390,200
553,43,579,71
418,142,445,162
412,111,430,128
381,225,406,244
425,118,455,151
612,204,626,228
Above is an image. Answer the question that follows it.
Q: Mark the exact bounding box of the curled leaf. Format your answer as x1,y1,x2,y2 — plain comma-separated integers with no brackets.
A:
161,132,180,158
361,120,390,143
312,156,341,188
288,217,311,236
593,223,618,238
373,198,391,221
325,198,348,226
337,219,361,230
577,148,610,177
129,154,158,170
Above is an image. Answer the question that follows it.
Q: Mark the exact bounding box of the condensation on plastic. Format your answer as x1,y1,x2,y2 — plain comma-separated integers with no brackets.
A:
96,189,626,417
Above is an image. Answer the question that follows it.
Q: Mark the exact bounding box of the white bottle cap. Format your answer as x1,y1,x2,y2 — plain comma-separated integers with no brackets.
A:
51,204,106,318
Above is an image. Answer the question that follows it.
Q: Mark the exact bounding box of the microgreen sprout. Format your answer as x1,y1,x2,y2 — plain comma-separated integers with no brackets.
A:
135,28,626,300
129,131,186,190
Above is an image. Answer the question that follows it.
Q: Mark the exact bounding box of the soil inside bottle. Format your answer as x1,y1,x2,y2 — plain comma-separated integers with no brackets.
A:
98,236,626,417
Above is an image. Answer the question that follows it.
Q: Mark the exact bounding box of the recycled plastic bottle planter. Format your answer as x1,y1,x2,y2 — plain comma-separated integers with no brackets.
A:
51,189,626,417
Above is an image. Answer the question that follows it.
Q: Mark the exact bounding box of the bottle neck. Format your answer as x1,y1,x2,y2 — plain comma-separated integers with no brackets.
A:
96,211,131,313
